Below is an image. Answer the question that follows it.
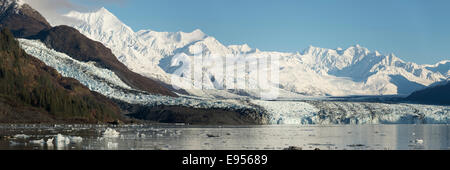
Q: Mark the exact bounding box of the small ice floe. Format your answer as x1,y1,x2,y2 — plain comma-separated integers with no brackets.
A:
106,142,118,149
29,139,45,145
69,136,83,144
46,138,54,145
136,132,146,139
9,141,20,146
103,128,120,138
415,139,424,145
13,134,30,139
55,134,71,145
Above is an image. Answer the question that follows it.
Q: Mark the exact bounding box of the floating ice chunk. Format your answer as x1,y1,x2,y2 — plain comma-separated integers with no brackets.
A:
103,128,120,138
46,138,54,145
415,139,424,145
69,136,83,143
14,134,30,139
54,134,71,145
106,142,118,149
9,141,20,146
30,139,45,145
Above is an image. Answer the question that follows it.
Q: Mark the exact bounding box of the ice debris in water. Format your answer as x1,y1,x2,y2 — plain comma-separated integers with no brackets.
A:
29,139,45,145
103,128,120,138
415,139,424,145
55,134,71,145
46,138,54,145
69,136,83,143
13,134,30,139
107,142,119,149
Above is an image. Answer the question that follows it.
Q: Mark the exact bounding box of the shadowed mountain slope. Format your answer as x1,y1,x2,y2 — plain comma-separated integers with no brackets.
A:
0,28,123,123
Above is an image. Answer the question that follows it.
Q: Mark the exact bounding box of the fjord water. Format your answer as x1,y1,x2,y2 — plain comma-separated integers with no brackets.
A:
0,124,448,150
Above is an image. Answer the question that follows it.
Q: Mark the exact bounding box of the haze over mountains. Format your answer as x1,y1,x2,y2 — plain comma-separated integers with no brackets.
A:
58,7,449,98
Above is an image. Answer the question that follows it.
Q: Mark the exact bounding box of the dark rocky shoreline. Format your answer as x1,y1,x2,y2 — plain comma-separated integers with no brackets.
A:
113,99,270,125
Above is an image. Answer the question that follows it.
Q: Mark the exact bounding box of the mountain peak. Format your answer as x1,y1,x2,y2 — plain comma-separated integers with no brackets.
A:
66,7,117,21
192,29,204,34
96,7,112,15
350,44,368,50
187,28,207,38
0,0,51,37
0,0,24,13
65,7,134,32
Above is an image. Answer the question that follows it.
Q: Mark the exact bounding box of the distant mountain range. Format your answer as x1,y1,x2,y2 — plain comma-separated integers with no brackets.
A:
59,7,449,98
0,0,447,125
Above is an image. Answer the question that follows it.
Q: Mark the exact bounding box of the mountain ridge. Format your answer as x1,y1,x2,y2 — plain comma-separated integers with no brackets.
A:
0,0,50,37
0,1,177,97
60,7,449,97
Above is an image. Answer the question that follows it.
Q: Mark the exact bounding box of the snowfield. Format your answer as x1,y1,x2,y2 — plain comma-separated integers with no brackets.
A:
57,7,449,98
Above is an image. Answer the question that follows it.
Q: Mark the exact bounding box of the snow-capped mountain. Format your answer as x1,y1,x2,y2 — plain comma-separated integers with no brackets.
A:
0,0,51,37
0,0,23,13
56,7,448,98
3,1,447,125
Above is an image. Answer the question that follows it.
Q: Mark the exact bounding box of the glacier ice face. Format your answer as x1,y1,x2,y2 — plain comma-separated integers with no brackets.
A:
253,100,449,125
252,100,320,124
56,7,449,98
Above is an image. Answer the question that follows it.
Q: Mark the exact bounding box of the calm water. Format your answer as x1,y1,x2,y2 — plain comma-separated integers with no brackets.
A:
0,124,448,150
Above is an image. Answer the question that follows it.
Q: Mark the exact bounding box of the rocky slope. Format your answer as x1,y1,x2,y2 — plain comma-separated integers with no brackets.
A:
0,28,123,123
0,0,176,97
0,0,50,38
407,81,450,105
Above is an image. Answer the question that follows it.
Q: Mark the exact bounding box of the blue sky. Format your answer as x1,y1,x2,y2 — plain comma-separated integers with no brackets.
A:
69,0,450,64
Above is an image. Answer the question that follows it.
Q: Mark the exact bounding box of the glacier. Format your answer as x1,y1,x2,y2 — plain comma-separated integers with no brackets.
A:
18,39,255,111
53,7,450,98
255,100,449,125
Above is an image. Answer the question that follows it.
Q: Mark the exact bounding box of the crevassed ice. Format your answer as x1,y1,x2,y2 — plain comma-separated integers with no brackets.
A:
252,100,320,124
253,100,449,125
18,39,132,90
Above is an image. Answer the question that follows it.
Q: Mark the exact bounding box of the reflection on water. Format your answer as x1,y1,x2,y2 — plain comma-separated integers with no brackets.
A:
0,124,448,150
